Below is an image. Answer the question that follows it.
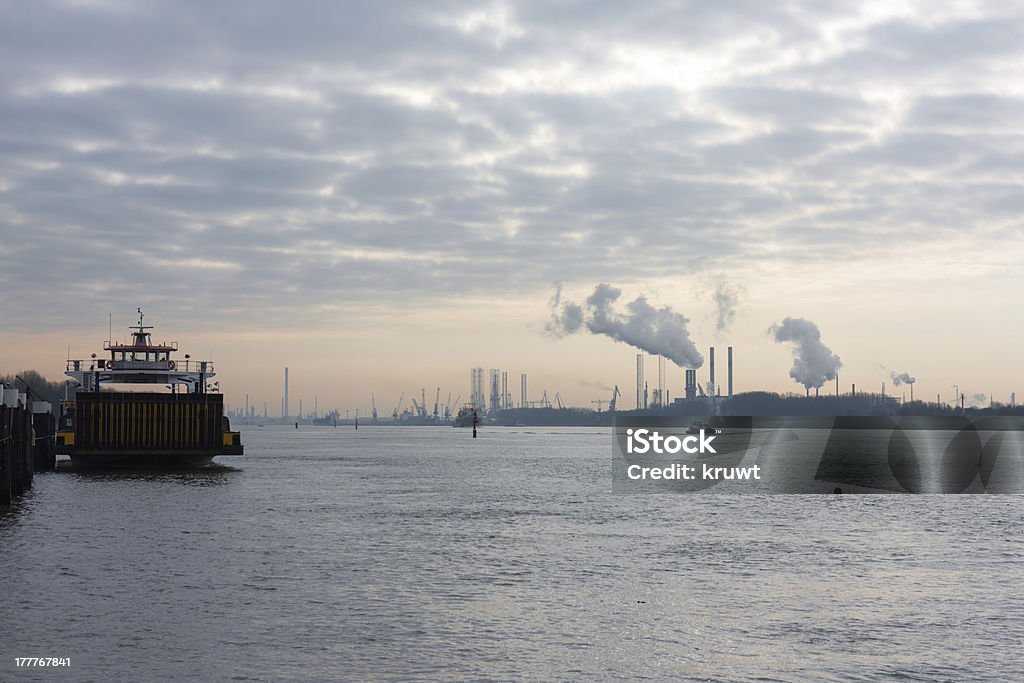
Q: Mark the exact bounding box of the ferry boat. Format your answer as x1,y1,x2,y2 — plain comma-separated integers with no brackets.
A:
55,310,243,467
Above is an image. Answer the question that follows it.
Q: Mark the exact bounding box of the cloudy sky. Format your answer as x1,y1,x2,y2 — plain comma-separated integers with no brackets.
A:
2,0,1023,412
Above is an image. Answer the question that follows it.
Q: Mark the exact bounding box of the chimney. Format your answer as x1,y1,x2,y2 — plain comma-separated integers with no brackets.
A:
684,369,697,400
727,346,733,398
709,347,715,396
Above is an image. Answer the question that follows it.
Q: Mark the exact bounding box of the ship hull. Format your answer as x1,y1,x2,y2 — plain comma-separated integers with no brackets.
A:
57,391,242,468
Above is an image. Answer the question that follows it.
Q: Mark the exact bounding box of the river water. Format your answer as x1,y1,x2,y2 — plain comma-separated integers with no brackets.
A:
2,426,1022,681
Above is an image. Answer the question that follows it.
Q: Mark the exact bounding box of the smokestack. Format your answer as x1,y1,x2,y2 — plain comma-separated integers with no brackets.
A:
727,346,733,398
636,354,644,410
284,367,289,418
852,383,856,397
709,347,715,395
684,369,697,400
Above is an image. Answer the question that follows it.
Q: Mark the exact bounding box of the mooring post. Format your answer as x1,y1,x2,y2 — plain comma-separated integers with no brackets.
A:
32,411,56,472
0,405,11,506
17,407,31,495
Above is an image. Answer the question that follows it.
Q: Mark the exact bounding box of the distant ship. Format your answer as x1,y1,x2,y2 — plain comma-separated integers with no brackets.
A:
312,410,340,426
453,405,482,428
55,310,243,468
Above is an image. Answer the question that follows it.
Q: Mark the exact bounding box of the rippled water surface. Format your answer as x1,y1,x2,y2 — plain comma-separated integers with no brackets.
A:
2,426,1023,681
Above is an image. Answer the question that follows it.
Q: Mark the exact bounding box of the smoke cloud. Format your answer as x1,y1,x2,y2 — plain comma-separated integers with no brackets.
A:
548,283,704,368
769,317,842,390
969,393,988,407
889,371,916,386
712,282,741,333
548,283,585,335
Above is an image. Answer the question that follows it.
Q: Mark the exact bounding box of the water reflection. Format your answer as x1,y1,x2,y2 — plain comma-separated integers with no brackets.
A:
56,460,239,486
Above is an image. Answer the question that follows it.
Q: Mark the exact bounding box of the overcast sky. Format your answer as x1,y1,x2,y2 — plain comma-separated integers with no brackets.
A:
2,0,1023,412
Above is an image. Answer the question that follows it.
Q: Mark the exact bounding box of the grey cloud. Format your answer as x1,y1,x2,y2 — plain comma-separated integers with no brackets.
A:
2,1,1024,331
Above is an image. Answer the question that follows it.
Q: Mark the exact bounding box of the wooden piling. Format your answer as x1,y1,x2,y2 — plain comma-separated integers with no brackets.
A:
1,400,48,506
32,411,56,472
1,404,10,506
1,403,33,505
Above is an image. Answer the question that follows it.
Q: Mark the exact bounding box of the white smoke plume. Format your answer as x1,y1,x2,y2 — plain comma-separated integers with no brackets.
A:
548,283,704,368
890,371,916,386
712,281,741,333
769,317,842,390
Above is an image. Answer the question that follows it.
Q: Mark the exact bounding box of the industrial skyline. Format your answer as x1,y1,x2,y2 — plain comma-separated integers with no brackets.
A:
222,343,1010,420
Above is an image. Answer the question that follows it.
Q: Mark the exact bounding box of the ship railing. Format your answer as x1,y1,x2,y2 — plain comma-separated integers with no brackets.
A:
66,359,215,374
102,340,178,351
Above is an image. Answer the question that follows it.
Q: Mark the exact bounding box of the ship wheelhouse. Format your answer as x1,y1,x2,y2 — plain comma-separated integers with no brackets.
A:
65,310,214,394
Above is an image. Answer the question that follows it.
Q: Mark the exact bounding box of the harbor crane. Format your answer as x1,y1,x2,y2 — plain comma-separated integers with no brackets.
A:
554,392,566,410
593,386,621,413
371,393,378,424
392,392,404,421
433,387,440,419
609,385,621,412
412,396,431,419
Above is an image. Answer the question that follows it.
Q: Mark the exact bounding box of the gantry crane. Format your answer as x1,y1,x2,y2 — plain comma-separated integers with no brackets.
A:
392,392,404,421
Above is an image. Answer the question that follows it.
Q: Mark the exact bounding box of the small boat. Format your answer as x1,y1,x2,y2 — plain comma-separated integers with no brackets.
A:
686,422,720,436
